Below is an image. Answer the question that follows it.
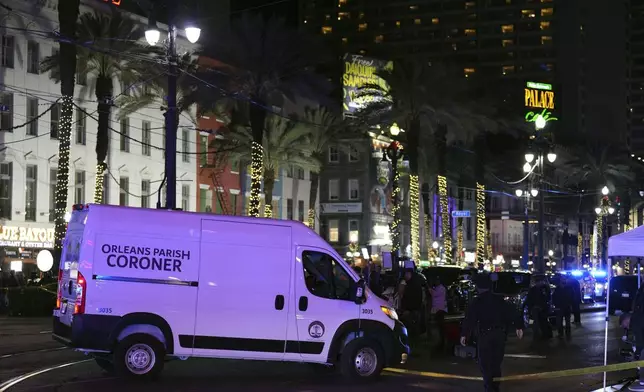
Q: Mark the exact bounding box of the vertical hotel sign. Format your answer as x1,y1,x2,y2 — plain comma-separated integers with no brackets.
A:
524,81,557,126
342,53,393,116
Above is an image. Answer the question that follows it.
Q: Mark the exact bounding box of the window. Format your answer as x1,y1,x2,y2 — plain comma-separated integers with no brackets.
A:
119,177,129,206
342,37,348,44
464,68,476,77
0,162,11,219
182,184,190,211
286,166,293,178
348,179,359,200
1,35,14,68
329,179,340,200
302,251,352,300
141,180,150,208
540,21,550,30
466,217,472,241
298,200,305,222
182,129,189,162
374,35,384,43
102,173,109,204
328,219,339,242
502,39,513,47
75,108,86,145
0,92,13,131
120,118,130,152
322,26,332,34
466,190,473,200
338,11,349,20
199,188,208,212
141,121,151,156
287,198,294,220
26,98,38,136
409,5,418,10
349,147,359,162
25,165,37,221
50,103,60,139
521,9,535,18
27,41,39,74
396,21,401,27
49,169,57,221
74,171,85,205
501,24,514,33
358,23,367,32
502,65,515,75
464,29,476,36
296,167,305,180
541,36,552,45
329,146,339,163
349,219,359,243
199,135,208,166
230,157,240,173
541,8,553,17
432,18,439,25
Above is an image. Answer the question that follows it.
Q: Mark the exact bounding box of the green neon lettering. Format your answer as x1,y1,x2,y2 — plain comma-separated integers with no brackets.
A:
525,109,558,123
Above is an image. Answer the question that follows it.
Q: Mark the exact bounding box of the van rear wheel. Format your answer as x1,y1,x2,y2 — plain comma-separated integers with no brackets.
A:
340,338,384,381
114,333,165,379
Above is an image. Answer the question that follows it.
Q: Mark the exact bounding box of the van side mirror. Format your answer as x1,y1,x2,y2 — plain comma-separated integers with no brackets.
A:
354,279,366,305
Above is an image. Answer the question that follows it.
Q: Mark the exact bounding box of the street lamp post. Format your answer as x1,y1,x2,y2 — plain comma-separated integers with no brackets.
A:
145,4,200,209
385,123,403,270
526,116,556,272
515,187,539,269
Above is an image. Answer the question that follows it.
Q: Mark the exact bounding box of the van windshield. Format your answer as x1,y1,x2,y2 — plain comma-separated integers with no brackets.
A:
303,251,353,300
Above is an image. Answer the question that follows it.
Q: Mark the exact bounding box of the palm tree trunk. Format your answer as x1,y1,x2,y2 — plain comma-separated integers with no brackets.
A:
93,76,113,203
263,169,275,218
249,101,266,218
474,136,486,268
457,177,465,264
436,123,451,263
308,171,319,229
53,0,80,260
408,117,421,262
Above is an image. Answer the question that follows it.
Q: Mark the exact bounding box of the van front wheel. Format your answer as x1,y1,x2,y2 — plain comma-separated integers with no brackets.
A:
340,338,384,381
114,333,165,379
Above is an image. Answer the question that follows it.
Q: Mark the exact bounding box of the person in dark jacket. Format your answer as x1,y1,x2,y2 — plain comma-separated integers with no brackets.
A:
569,277,582,325
553,275,574,339
524,276,552,340
400,268,423,337
461,273,524,392
368,264,383,298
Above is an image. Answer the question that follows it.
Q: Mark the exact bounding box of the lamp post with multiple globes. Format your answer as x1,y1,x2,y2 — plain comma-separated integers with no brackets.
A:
515,186,539,269
145,5,200,209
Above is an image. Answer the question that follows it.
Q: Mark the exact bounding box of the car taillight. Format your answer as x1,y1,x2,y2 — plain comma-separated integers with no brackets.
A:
56,269,63,310
74,272,87,314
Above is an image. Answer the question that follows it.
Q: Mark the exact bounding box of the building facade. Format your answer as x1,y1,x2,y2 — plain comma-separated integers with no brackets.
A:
0,0,196,274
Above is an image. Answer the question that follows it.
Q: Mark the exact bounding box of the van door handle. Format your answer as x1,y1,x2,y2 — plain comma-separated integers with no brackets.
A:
299,296,308,311
275,295,285,310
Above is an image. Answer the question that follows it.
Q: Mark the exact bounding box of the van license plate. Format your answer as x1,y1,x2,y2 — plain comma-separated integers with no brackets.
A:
622,293,630,298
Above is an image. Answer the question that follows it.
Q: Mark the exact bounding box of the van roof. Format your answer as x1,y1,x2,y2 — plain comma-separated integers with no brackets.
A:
81,203,335,252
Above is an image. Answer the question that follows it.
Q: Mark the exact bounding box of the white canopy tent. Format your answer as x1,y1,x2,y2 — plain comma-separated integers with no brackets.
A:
602,226,644,390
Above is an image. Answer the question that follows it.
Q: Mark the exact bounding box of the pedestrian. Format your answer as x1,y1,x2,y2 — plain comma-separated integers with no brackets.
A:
368,264,383,298
624,285,644,391
400,268,423,338
429,277,448,350
553,275,574,339
461,273,524,392
525,275,552,340
569,277,582,325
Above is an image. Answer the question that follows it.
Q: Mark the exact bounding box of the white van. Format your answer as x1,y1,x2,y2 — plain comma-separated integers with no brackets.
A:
53,204,409,380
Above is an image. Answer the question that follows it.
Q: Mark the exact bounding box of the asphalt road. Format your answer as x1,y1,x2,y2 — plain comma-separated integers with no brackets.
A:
0,310,632,392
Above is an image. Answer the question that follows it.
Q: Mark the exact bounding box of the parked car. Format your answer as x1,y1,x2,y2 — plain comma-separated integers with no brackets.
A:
609,275,639,315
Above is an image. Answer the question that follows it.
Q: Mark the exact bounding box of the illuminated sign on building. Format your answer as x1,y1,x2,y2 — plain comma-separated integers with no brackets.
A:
0,225,55,249
342,53,392,115
524,81,558,125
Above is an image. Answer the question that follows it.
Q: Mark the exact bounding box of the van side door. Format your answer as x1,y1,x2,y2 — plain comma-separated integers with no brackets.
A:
286,246,360,363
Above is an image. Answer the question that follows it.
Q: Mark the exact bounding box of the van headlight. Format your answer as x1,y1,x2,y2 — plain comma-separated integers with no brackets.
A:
381,306,398,321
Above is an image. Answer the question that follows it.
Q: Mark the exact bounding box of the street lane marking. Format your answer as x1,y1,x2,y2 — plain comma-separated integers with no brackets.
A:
39,330,51,334
0,360,89,392
0,347,66,359
505,354,546,359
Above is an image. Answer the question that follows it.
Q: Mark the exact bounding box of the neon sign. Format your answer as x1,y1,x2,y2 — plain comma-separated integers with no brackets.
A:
525,108,558,124
524,81,557,125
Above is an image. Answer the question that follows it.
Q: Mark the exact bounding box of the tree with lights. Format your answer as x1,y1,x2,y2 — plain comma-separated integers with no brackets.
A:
42,10,151,204
300,106,344,229
197,14,331,217
49,0,80,256
213,106,320,218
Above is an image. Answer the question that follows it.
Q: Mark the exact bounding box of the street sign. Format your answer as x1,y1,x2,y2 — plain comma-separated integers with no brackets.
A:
452,210,471,218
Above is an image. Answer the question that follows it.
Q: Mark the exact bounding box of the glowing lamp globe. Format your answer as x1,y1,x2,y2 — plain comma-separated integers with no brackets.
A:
530,189,539,197
525,153,535,163
595,207,602,215
37,250,54,272
608,207,615,215
145,28,160,46
185,27,201,44
535,115,546,130
601,186,609,195
515,189,523,197
523,162,531,173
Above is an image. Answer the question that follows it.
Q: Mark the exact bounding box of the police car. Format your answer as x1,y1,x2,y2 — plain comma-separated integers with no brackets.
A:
52,204,409,380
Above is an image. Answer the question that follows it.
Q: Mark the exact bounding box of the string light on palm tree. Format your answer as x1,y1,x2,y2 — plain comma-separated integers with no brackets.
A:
438,175,452,263
475,182,486,267
595,187,615,269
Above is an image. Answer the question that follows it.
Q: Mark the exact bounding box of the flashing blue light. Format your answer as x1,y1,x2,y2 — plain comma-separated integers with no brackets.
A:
571,270,583,277
592,270,607,278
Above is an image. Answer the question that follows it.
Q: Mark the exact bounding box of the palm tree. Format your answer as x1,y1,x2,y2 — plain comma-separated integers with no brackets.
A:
357,59,488,263
42,10,151,204
51,0,80,256
197,13,331,218
117,52,198,128
215,110,320,218
300,106,343,229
